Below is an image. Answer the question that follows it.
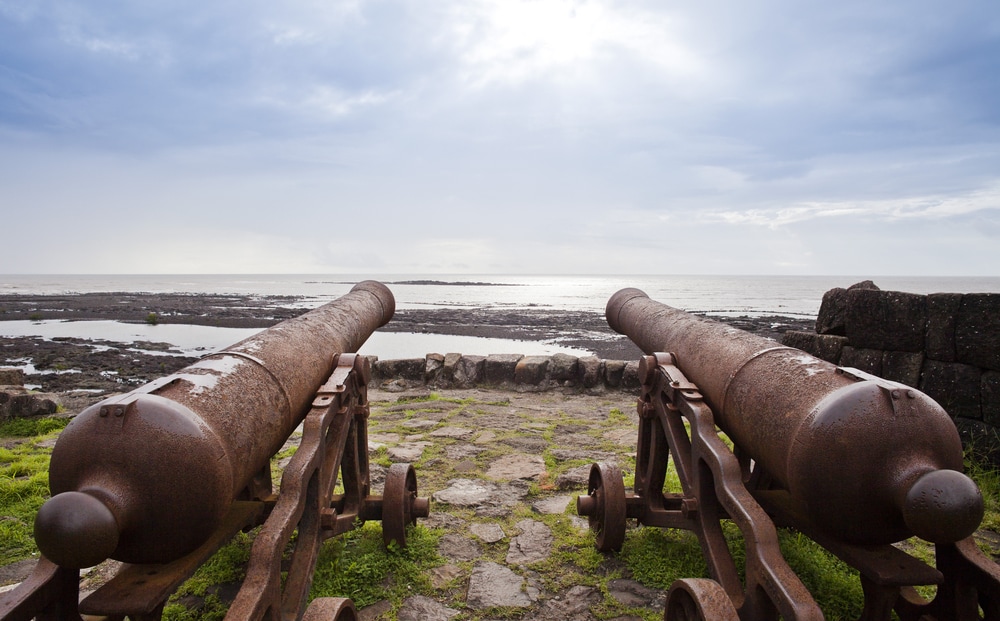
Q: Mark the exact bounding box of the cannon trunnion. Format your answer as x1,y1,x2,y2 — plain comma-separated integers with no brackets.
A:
578,288,1000,621
0,281,429,621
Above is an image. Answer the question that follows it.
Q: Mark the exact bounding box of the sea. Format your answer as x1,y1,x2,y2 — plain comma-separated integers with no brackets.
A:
2,274,999,359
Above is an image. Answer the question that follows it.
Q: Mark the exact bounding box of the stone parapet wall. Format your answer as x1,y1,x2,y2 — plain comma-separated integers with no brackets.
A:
781,282,1000,455
370,352,641,393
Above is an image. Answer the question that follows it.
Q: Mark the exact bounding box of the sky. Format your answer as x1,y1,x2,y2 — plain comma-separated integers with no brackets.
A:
1,0,998,276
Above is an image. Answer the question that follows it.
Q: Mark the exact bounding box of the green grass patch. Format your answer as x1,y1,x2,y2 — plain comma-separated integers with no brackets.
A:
0,427,64,565
0,417,69,438
310,522,443,609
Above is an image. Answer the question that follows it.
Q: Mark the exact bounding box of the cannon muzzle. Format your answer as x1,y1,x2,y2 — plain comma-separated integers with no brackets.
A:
607,287,983,545
36,281,395,567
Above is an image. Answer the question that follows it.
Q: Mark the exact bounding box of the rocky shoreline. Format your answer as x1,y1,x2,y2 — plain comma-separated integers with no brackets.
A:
0,292,814,401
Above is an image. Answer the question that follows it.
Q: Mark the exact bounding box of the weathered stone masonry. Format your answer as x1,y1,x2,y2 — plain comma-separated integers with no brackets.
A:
370,351,641,393
781,282,1000,454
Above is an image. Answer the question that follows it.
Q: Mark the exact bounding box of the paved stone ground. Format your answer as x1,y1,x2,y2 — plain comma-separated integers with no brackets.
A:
358,385,658,620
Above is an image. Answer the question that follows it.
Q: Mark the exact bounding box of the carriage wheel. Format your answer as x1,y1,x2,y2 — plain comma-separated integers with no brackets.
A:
579,462,627,552
665,579,738,621
382,463,419,548
302,597,357,620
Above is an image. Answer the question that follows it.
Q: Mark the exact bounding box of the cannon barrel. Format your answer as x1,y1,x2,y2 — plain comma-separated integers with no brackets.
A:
35,281,394,568
607,288,983,546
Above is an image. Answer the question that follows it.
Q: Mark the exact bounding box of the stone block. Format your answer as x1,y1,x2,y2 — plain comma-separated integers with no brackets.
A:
442,353,462,384
926,293,961,362
456,355,485,386
425,353,445,384
881,350,924,387
378,358,424,383
983,371,1000,428
0,367,25,386
549,353,579,382
816,287,849,335
845,289,926,352
920,359,982,421
955,294,1000,372
514,356,549,385
782,331,847,363
623,360,641,389
816,281,879,335
578,356,601,388
485,354,523,385
954,418,1000,466
840,347,883,377
603,359,626,388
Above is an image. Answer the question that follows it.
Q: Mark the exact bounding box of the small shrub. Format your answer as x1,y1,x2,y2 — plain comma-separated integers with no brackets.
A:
146,312,160,325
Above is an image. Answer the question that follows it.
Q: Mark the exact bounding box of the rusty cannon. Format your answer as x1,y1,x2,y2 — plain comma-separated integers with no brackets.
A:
577,287,1000,621
0,280,429,621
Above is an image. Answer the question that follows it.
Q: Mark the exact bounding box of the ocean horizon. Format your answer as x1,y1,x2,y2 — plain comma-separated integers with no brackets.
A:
3,274,999,360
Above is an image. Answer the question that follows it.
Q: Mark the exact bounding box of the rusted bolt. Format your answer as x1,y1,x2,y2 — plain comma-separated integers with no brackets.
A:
891,390,901,400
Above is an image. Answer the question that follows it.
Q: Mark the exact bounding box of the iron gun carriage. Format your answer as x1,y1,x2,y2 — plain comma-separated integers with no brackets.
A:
0,280,429,621
578,287,1000,620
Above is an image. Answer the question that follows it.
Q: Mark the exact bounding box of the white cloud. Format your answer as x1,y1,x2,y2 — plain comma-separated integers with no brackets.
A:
442,0,706,88
702,184,1000,228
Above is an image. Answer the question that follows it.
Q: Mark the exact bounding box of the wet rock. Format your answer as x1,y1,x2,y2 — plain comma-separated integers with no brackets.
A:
506,519,553,565
397,595,459,621
466,561,535,609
